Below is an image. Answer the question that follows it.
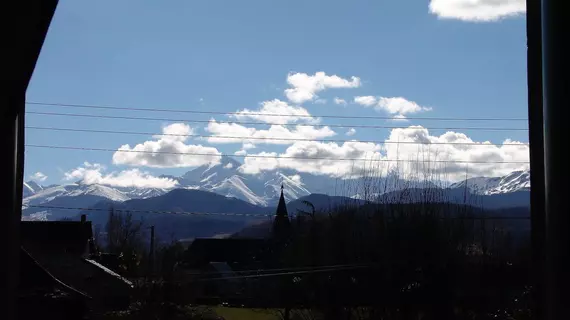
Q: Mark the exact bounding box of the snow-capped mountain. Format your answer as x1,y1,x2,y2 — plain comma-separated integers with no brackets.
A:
210,175,268,206
23,180,45,198
263,172,311,203
23,183,131,207
450,170,530,195
177,156,313,206
22,156,531,218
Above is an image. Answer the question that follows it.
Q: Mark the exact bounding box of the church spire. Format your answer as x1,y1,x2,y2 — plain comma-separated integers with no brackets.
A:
272,183,290,239
276,184,288,218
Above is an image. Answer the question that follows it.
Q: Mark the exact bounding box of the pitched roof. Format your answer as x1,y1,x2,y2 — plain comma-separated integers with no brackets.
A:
183,238,273,267
21,220,93,255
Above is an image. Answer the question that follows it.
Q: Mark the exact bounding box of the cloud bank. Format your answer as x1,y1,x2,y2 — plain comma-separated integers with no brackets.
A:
285,72,361,104
234,99,316,124
112,123,222,168
237,126,528,181
206,120,336,145
429,0,526,22
354,96,431,117
30,172,48,182
64,162,178,188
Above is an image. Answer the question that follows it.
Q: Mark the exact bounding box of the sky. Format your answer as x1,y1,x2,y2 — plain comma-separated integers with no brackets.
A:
25,0,530,188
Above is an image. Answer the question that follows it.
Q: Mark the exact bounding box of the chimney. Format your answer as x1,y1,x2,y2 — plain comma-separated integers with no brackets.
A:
81,214,86,223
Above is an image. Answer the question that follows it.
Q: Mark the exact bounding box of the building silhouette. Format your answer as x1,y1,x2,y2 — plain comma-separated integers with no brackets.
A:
272,184,291,240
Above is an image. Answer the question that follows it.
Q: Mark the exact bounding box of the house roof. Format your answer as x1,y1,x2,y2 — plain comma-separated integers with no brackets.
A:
21,220,93,255
19,246,91,299
183,238,274,267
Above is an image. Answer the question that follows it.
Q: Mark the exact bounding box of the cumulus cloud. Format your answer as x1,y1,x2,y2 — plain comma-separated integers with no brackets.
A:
236,126,528,181
112,123,222,168
239,141,383,176
346,128,356,136
353,96,377,107
234,99,317,124
206,120,336,144
429,0,526,22
384,126,529,180
354,96,431,116
391,114,410,122
30,172,48,182
285,72,361,104
242,142,256,150
334,97,347,106
64,162,178,188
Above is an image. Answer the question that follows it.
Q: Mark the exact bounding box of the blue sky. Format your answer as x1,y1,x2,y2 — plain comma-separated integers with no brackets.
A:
25,0,529,187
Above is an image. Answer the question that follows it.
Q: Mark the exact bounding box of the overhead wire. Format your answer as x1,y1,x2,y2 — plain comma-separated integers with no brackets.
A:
192,264,372,282
25,126,530,147
25,205,531,220
26,111,528,132
25,144,530,164
26,101,529,122
178,263,369,276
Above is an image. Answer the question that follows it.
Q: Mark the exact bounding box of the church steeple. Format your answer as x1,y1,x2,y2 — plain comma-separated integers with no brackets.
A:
276,184,288,218
272,184,290,239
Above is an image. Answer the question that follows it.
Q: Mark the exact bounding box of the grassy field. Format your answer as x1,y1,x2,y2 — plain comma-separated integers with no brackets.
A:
213,307,281,320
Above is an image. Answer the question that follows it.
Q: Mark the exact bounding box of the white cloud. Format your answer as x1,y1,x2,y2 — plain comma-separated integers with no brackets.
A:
384,126,529,180
378,97,432,114
63,162,178,188
224,163,234,169
30,172,48,182
206,120,336,145
242,142,256,150
354,96,432,115
314,98,327,104
234,99,317,124
288,174,302,184
233,142,256,157
239,141,383,176
112,123,222,168
429,0,526,22
392,114,409,122
285,72,361,104
353,96,377,107
334,97,347,106
237,126,529,181
346,128,356,136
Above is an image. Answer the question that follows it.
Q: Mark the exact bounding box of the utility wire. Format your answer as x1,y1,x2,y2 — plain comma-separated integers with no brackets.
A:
25,205,531,220
26,111,529,132
26,205,276,217
25,126,530,147
177,264,370,277
192,265,372,282
25,144,531,164
26,101,529,122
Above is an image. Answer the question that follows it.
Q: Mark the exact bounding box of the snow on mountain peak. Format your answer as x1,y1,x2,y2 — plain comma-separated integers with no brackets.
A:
210,175,267,207
450,170,530,195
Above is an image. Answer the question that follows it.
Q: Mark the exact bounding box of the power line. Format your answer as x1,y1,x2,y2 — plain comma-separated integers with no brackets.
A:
26,204,276,217
25,126,530,147
25,205,531,220
26,101,529,122
193,265,372,282
25,144,531,164
178,264,370,277
26,111,529,132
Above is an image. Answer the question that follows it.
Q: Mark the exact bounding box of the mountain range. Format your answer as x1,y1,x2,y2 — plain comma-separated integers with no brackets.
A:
21,157,531,239
449,170,530,195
